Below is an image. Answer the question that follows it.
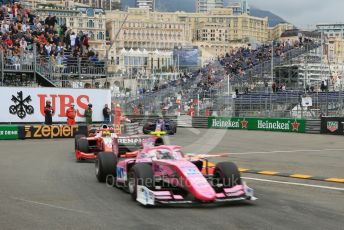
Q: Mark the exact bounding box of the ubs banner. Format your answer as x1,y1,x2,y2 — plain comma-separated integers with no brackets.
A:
208,117,306,133
320,117,344,135
0,87,111,123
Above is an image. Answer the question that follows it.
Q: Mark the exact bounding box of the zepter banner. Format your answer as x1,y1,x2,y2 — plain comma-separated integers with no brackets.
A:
0,87,111,123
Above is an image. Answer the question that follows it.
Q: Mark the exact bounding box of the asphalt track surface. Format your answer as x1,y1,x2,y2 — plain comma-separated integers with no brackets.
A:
0,128,343,230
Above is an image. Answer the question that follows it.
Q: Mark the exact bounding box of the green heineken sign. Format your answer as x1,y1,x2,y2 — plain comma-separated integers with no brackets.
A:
208,117,306,133
0,125,19,140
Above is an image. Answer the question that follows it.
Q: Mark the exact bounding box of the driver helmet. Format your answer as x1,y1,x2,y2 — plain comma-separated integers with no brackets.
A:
157,115,164,122
88,103,93,108
102,130,111,137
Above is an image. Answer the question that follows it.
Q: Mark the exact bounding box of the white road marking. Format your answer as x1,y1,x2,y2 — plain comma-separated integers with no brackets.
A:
243,177,344,191
12,197,91,214
187,128,201,135
214,148,344,156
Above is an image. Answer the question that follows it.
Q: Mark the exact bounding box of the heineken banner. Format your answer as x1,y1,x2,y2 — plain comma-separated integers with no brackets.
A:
208,117,306,133
320,117,344,135
0,125,19,140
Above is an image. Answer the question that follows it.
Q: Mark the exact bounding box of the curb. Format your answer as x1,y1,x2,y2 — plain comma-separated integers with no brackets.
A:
238,168,344,183
201,162,344,184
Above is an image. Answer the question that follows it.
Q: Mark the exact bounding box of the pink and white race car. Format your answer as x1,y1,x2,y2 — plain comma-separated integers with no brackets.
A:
95,145,256,206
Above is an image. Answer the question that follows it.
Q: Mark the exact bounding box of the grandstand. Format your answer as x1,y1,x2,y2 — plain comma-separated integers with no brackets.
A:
0,1,107,88
122,34,342,119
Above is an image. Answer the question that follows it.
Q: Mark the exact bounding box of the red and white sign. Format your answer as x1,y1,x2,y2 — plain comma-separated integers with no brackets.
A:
0,87,111,123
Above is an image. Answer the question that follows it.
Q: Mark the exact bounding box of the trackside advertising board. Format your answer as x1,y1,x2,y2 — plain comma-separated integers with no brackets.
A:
320,117,344,135
0,125,19,140
208,117,306,133
0,87,111,123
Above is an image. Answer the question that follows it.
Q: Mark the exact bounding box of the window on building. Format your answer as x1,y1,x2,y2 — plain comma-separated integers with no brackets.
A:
89,31,95,40
88,20,94,28
97,32,104,40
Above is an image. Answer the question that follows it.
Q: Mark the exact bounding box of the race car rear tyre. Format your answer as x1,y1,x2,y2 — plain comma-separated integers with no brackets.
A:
74,134,85,149
77,139,89,153
213,162,241,188
128,163,154,201
95,152,118,183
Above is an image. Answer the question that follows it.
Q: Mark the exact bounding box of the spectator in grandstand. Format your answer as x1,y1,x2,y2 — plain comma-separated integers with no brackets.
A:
84,103,93,125
82,33,89,50
66,104,76,125
321,81,327,92
70,32,77,50
102,104,111,124
272,82,276,93
44,100,54,125
282,84,286,91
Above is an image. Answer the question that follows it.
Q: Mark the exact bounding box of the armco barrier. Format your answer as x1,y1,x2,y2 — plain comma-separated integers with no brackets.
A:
305,120,321,134
124,123,140,135
321,117,344,135
192,117,208,128
0,125,19,140
126,115,178,126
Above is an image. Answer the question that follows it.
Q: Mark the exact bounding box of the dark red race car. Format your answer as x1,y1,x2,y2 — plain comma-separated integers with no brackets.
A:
74,124,164,162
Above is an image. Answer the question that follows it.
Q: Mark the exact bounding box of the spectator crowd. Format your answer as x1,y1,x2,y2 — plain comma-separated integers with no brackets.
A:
0,1,103,77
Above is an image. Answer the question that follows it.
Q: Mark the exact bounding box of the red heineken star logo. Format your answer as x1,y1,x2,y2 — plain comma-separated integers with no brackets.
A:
292,120,299,131
241,119,248,129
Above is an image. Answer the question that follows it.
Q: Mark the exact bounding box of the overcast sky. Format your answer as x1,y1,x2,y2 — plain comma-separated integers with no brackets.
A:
250,0,344,28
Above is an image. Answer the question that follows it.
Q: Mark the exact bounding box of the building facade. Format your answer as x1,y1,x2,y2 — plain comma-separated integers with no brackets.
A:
136,0,155,11
106,8,193,57
106,7,282,61
316,23,344,38
72,0,120,10
316,23,344,63
225,0,250,15
117,48,174,73
196,0,224,13
269,23,294,41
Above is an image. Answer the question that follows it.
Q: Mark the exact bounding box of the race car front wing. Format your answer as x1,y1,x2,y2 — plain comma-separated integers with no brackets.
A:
136,182,257,206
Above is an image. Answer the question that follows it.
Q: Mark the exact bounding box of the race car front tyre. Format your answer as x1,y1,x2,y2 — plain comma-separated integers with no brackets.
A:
95,152,117,183
74,134,85,149
128,163,154,201
213,162,242,188
77,138,89,153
